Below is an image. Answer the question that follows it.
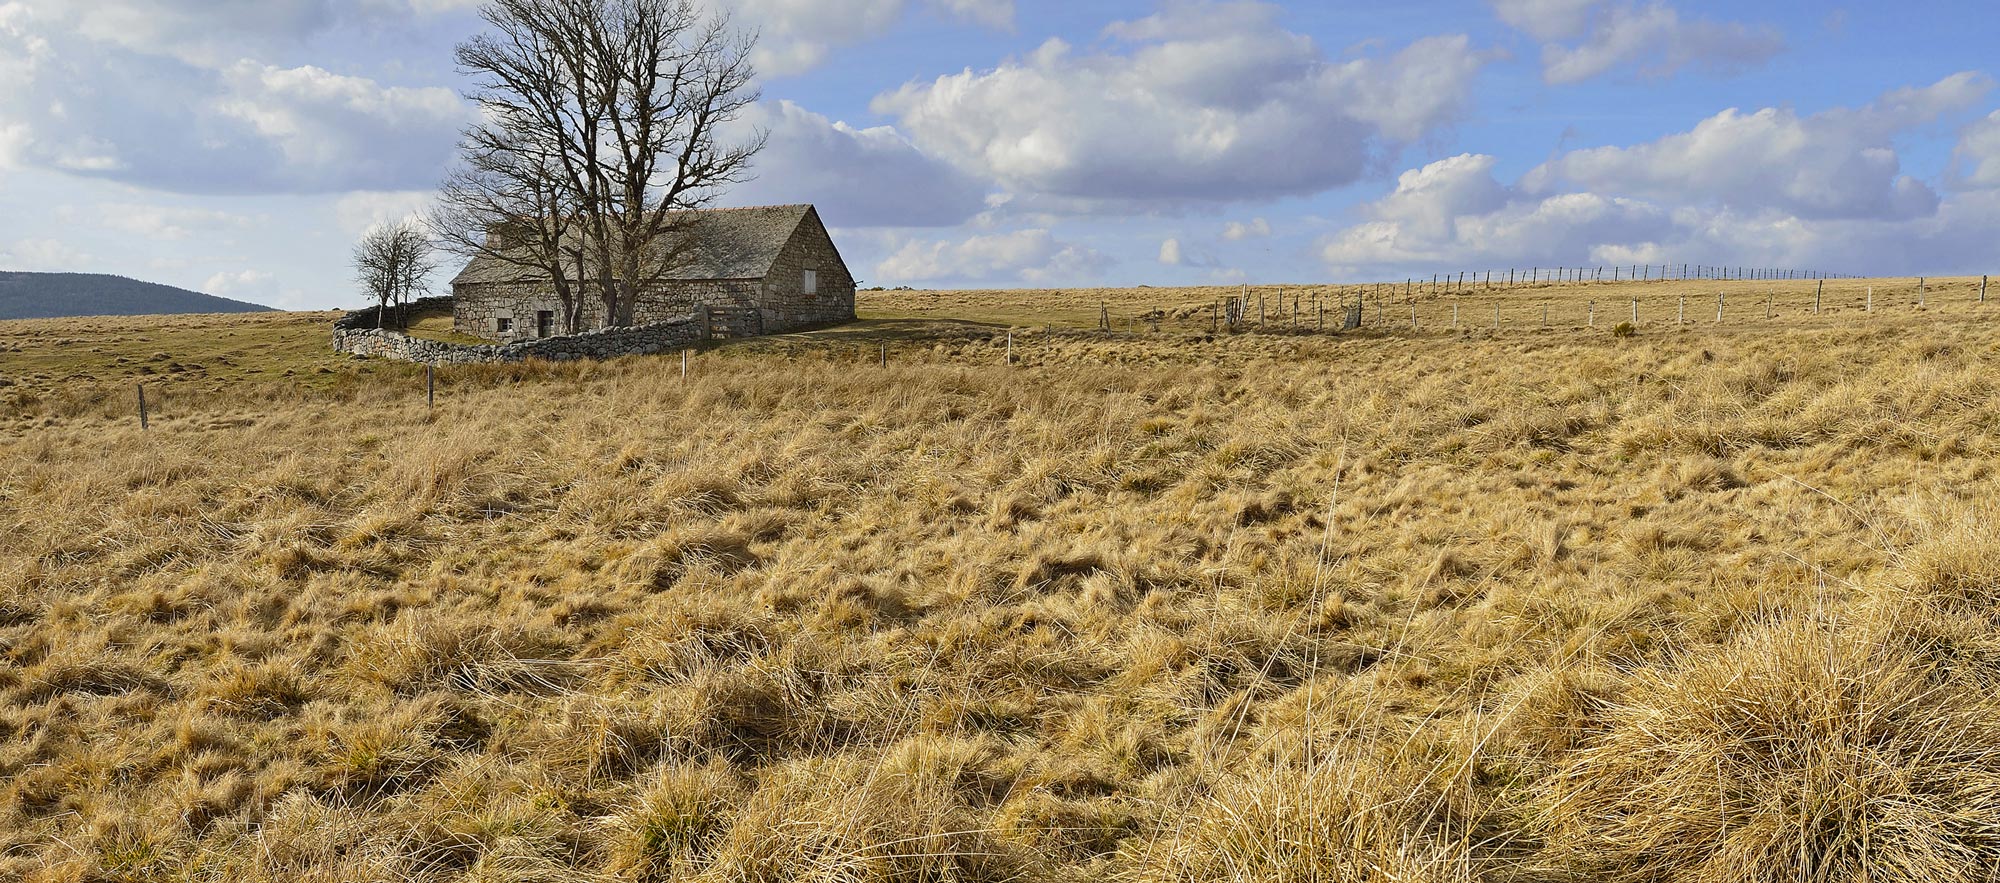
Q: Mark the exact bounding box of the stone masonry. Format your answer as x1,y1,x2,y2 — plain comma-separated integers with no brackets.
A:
447,204,855,344
332,298,704,364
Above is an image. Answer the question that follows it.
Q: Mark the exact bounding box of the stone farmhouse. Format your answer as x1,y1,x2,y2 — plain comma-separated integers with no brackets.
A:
449,204,854,342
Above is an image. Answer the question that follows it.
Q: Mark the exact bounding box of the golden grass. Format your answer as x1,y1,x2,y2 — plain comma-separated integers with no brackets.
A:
4,282,2000,880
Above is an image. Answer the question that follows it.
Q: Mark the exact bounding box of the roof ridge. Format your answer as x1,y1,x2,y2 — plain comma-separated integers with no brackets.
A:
683,203,811,213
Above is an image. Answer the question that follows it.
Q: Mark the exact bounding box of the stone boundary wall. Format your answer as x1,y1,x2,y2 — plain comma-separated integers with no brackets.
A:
334,296,457,332
333,300,704,364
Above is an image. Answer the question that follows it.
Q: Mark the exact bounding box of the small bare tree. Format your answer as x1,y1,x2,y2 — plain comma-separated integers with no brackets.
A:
352,221,438,329
438,0,765,329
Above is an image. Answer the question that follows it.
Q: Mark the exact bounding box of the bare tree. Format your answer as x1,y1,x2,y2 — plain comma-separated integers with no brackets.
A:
441,0,765,329
431,132,589,334
352,221,438,329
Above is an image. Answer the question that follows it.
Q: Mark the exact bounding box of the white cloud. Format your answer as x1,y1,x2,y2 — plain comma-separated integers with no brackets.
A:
925,0,1012,29
13,0,337,66
1528,74,1991,221
1319,78,2000,279
202,268,279,301
334,190,436,236
727,100,986,227
1,237,95,271
1318,154,1673,270
1158,237,1183,266
727,0,1014,76
214,62,469,183
1221,217,1272,241
1490,0,1600,41
872,2,1492,210
100,204,251,241
875,228,1109,284
0,2,473,194
1954,110,2000,190
1490,0,1783,84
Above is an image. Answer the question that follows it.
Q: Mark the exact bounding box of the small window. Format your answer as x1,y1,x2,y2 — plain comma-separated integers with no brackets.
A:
803,269,818,297
495,317,513,333
536,311,554,338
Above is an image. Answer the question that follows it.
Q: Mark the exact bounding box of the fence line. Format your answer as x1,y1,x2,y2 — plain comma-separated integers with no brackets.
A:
1093,274,1992,341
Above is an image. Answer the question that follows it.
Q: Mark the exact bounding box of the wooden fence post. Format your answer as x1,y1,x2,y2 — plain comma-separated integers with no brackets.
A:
426,363,435,408
880,343,887,367
1983,275,1990,303
1631,298,1637,323
1716,292,1724,323
682,349,689,380
1816,280,1824,314
1453,303,1460,327
1588,301,1596,326
137,383,148,430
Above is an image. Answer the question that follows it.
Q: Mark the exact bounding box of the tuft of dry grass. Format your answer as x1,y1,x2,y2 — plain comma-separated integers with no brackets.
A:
1539,609,2000,883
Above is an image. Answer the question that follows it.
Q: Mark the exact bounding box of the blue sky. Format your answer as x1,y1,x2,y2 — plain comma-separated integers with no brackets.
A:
2,0,1998,309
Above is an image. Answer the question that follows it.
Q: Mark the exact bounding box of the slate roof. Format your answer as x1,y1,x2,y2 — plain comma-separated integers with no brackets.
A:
451,204,814,287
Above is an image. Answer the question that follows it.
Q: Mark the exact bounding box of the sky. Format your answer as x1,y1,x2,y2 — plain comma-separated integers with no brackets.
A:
2,0,1999,310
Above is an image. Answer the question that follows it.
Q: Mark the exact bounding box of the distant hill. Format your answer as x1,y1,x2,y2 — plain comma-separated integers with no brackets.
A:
0,271,276,320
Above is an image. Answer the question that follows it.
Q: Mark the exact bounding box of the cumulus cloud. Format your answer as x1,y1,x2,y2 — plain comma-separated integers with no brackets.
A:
100,204,251,241
1490,0,1783,84
0,4,473,194
1320,75,2000,278
1221,218,1272,241
1954,110,2000,190
334,191,437,236
1528,74,1990,221
1158,238,1183,266
726,100,987,227
728,0,1014,76
1318,154,1673,270
875,229,1109,284
0,237,94,272
872,1,1492,210
202,268,279,300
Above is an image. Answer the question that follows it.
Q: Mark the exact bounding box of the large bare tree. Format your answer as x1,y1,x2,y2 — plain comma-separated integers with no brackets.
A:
432,131,590,334
352,221,438,329
434,0,765,329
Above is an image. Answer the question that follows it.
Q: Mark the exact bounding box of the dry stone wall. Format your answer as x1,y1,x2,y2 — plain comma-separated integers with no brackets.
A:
333,299,703,364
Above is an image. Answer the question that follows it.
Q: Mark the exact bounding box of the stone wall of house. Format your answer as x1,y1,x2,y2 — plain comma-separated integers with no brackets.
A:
444,212,855,343
453,279,765,342
761,211,857,330
334,311,704,364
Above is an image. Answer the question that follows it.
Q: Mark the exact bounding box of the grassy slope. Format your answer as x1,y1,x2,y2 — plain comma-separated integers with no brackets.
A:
4,285,2000,881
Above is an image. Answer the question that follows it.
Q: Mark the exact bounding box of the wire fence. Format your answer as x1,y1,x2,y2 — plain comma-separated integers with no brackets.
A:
1088,275,1991,336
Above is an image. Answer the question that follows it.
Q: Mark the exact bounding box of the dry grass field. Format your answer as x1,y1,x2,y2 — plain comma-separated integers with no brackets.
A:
4,278,2000,882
